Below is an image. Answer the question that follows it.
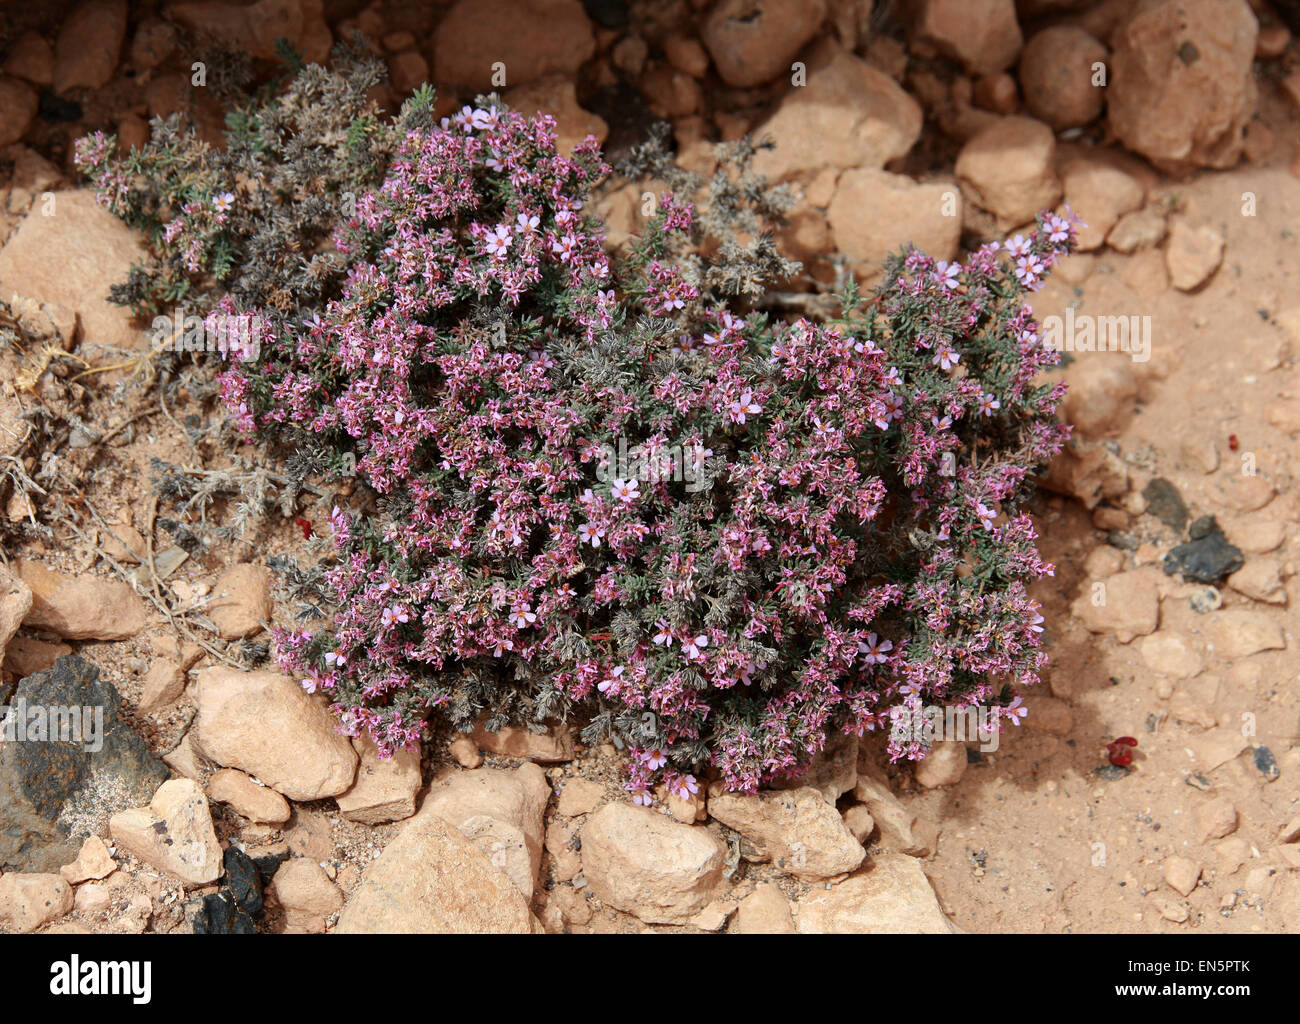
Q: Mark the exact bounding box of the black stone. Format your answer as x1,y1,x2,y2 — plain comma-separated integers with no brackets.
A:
1,656,169,872
224,847,264,918
1143,477,1188,533
1096,764,1132,780
582,0,628,28
191,891,257,935
1163,518,1243,584
1253,746,1279,781
252,848,290,884
38,91,82,123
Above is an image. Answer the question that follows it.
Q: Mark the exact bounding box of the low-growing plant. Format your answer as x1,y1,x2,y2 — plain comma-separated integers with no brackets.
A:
81,77,1077,798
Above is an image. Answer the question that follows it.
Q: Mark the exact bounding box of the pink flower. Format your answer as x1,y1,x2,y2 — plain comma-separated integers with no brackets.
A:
977,392,1001,417
509,603,537,628
642,748,668,770
727,390,762,424
380,605,410,628
597,665,625,693
484,223,513,259
611,477,640,503
1004,234,1031,258
858,632,893,665
933,342,960,371
628,784,654,806
652,620,674,647
682,635,708,662
976,502,996,531
670,774,699,800
577,522,605,547
1005,695,1027,725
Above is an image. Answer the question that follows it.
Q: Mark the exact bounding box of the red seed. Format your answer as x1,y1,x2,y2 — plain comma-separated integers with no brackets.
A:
295,516,313,539
1228,434,1239,451
1115,736,1138,747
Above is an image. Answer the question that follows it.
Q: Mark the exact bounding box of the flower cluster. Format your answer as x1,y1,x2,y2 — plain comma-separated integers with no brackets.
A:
88,86,1076,796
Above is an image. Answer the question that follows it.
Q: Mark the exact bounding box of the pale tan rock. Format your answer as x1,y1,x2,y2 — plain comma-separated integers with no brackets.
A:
0,567,33,672
701,0,826,87
1206,610,1285,658
842,804,875,844
506,75,608,154
750,43,923,184
3,636,71,678
204,563,272,638
162,730,211,782
710,786,864,878
108,778,222,887
336,734,421,825
734,882,795,934
1108,207,1168,253
852,772,927,855
913,741,968,788
14,560,146,640
545,817,582,882
432,0,595,92
1070,567,1160,642
59,836,116,884
0,872,73,933
828,168,961,281
581,802,725,923
53,0,127,94
796,854,952,933
207,767,291,824
1165,220,1224,291
73,882,111,914
1139,633,1204,679
664,36,710,79
335,799,539,933
1194,797,1239,842
271,857,343,917
1060,158,1145,251
139,660,186,713
1163,855,1200,896
466,720,573,762
955,116,1061,235
1226,559,1287,605
1107,0,1258,173
195,667,358,801
423,763,550,899
1019,26,1107,131
1222,516,1285,555
913,0,1022,75
448,736,482,768
557,777,604,817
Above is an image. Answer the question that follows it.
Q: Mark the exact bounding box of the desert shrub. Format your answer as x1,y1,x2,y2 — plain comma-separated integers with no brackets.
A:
81,79,1076,798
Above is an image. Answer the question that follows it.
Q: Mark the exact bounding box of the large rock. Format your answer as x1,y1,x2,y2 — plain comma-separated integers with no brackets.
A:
828,168,962,280
53,1,127,94
1107,0,1258,173
504,76,607,155
955,116,1061,235
1018,26,1107,131
423,764,549,900
108,778,222,887
708,786,865,879
1060,157,1145,252
335,735,421,825
0,78,38,148
0,872,73,932
194,667,358,801
165,0,330,63
701,0,827,87
734,882,796,933
0,567,33,671
581,802,725,923
432,0,595,92
751,43,923,184
0,656,169,873
270,857,343,933
795,853,953,933
204,563,271,639
1070,567,1160,643
465,719,573,762
0,191,149,352
14,560,146,641
334,798,539,933
912,0,1023,75
206,767,291,824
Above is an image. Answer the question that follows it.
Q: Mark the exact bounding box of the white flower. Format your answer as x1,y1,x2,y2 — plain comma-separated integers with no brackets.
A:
510,603,537,629
213,191,234,214
577,522,605,548
682,635,709,661
597,666,625,693
611,477,640,503
485,223,513,259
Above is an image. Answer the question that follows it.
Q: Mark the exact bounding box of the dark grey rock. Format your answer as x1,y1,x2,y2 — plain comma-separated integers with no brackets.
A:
1143,477,1188,533
1163,517,1243,584
0,655,168,872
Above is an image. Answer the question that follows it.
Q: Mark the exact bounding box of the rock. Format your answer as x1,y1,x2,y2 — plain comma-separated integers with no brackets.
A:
108,778,222,887
2,637,71,679
505,76,607,154
165,0,326,62
708,786,865,879
1143,477,1189,533
1279,814,1300,844
1025,695,1073,736
448,736,482,768
690,898,735,932
138,660,186,713
335,798,539,933
851,772,928,855
3,33,54,86
206,768,291,824
387,50,428,96
750,43,923,184
14,560,145,641
1227,559,1287,605
0,190,149,352
842,804,875,843
700,0,827,87
1070,567,1160,643
581,802,725,923
795,853,952,933
189,890,256,934
270,857,342,931
59,835,116,883
130,18,177,71
162,730,210,782
0,567,33,672
53,1,127,94
203,563,271,639
194,667,358,801
1042,440,1128,509
1165,220,1224,291
557,777,604,817
545,817,582,882
1107,0,1258,173
828,168,961,280
0,656,169,873
955,116,1061,235
734,882,796,933
768,728,858,803
1190,728,1248,772
1212,474,1275,513
1163,518,1244,584
74,881,111,914
1222,516,1285,555
423,764,551,899
335,734,421,825
1206,610,1285,658
1061,159,1145,252
1139,633,1203,679
432,0,595,92
0,872,73,932
465,720,573,762
1193,796,1238,842
1018,26,1107,131
1108,207,1168,253
1155,894,1189,922
664,36,711,78
1163,855,1200,896
913,741,968,788
912,0,1022,75
0,78,38,147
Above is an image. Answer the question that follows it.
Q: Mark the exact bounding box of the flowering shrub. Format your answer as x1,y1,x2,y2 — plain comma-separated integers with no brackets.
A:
82,80,1077,797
